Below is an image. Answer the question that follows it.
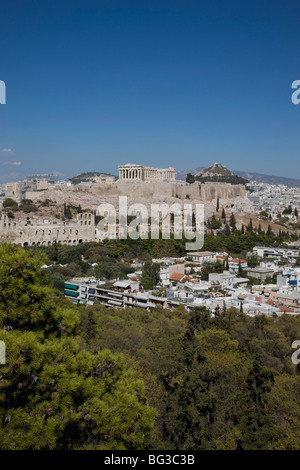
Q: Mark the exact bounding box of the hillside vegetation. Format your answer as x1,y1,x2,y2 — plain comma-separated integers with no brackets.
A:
0,243,300,449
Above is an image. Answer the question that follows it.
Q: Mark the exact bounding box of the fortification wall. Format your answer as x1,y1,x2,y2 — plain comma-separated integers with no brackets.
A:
91,181,245,201
25,180,246,205
24,180,250,220
0,212,97,247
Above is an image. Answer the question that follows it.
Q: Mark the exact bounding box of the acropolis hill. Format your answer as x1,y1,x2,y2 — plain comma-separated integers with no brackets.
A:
0,163,253,246
25,174,249,213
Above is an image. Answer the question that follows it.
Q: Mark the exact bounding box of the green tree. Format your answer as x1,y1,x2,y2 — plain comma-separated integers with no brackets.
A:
0,244,156,449
267,224,273,237
3,198,18,210
0,330,155,450
214,259,225,273
207,215,222,230
186,173,195,184
247,255,259,268
235,360,275,450
141,260,159,290
247,218,253,232
267,374,300,449
0,244,59,333
230,213,236,231
63,203,72,219
283,205,292,215
19,199,38,213
224,224,231,236
238,261,245,277
159,308,257,450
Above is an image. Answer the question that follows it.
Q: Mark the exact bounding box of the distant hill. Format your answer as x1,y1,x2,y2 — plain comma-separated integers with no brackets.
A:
196,163,233,178
176,167,204,180
233,170,300,188
186,163,249,185
177,167,300,188
67,172,116,184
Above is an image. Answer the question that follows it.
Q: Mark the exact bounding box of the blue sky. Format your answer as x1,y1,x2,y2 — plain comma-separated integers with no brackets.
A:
0,0,299,182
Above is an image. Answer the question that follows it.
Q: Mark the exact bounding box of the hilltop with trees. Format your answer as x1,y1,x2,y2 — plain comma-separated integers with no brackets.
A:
186,163,249,185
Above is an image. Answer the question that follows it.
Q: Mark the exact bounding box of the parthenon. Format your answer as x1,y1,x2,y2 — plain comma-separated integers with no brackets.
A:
118,163,176,181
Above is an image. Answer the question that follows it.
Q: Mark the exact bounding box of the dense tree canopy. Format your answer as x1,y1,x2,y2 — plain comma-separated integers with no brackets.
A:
0,244,155,450
0,330,155,450
1,243,300,450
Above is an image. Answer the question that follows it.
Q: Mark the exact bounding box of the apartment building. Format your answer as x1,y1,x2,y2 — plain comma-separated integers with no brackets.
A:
64,277,181,310
246,267,274,281
186,251,217,264
252,246,300,264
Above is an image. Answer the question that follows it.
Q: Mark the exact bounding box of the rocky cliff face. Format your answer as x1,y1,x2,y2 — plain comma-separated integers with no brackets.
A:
1,180,254,245
25,180,251,217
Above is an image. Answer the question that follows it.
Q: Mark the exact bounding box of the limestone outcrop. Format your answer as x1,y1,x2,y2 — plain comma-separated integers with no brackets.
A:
0,180,253,246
